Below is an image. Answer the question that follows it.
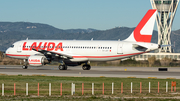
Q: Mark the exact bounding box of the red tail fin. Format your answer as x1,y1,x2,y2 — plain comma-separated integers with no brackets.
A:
124,9,157,43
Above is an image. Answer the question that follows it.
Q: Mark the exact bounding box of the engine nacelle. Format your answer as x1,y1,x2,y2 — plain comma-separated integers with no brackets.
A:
28,55,49,67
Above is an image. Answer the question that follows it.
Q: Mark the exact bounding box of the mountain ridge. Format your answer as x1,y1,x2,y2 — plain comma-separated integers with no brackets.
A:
0,22,180,52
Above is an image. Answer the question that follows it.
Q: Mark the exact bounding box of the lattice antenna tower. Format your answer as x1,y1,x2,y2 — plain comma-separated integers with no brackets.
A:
150,0,179,53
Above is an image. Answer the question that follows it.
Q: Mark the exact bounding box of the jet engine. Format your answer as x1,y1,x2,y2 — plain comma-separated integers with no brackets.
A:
28,55,49,66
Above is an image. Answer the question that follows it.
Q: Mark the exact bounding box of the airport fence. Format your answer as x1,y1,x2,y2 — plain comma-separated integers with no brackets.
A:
0,81,178,96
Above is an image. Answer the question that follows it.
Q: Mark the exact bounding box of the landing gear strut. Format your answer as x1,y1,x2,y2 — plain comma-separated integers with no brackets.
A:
82,64,91,70
22,59,28,69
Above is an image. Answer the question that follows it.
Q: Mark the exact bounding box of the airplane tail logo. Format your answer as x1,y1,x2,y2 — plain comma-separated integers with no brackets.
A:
124,9,157,43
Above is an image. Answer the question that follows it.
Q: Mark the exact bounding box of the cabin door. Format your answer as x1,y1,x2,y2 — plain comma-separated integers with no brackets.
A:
117,43,123,54
17,43,22,52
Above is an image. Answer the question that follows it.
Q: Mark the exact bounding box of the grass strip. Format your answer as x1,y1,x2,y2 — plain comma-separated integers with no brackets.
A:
0,75,179,97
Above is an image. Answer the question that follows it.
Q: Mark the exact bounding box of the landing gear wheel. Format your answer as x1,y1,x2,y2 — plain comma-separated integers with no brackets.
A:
22,65,28,69
59,65,67,70
64,65,67,70
82,65,91,70
87,65,91,70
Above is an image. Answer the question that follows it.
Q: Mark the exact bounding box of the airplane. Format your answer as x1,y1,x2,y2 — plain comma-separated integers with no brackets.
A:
5,9,159,70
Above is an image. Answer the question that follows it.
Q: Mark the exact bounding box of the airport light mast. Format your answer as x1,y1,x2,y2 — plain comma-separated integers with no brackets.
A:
150,0,179,53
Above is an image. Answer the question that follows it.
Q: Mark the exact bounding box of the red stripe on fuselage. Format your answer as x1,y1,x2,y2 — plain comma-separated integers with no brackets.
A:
6,51,147,59
6,54,30,57
72,52,146,58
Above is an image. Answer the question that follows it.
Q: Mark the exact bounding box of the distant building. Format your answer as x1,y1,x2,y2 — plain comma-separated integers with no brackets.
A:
150,0,179,53
133,53,180,60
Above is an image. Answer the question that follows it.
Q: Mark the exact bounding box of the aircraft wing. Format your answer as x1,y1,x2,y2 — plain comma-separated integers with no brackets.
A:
32,48,73,59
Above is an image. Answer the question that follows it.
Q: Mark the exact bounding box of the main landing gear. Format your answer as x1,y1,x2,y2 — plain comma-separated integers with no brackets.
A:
82,64,91,70
58,65,67,70
22,59,28,69
58,60,91,70
58,60,68,70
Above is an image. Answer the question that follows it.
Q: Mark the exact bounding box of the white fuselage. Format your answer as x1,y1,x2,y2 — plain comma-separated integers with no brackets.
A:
5,9,158,70
6,40,159,62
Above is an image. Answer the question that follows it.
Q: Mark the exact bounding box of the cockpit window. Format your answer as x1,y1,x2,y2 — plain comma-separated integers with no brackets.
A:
10,45,14,48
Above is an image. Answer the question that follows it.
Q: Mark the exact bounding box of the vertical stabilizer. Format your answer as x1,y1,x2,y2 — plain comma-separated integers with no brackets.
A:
124,9,157,43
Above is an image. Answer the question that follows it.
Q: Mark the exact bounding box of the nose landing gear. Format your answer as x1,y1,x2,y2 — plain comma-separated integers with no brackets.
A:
22,65,28,69
22,59,28,69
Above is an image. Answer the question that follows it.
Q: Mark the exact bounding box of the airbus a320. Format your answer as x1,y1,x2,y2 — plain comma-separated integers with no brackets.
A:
6,9,159,70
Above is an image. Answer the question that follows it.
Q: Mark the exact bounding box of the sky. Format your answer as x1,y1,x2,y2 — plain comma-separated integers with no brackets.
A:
0,0,180,30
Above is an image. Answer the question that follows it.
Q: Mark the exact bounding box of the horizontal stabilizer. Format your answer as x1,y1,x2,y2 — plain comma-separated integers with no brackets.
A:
133,44,148,51
160,45,173,48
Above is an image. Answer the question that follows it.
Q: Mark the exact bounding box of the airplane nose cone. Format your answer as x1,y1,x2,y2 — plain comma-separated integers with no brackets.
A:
5,48,10,55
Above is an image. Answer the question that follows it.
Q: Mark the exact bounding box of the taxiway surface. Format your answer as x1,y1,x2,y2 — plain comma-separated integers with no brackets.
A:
0,65,180,79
